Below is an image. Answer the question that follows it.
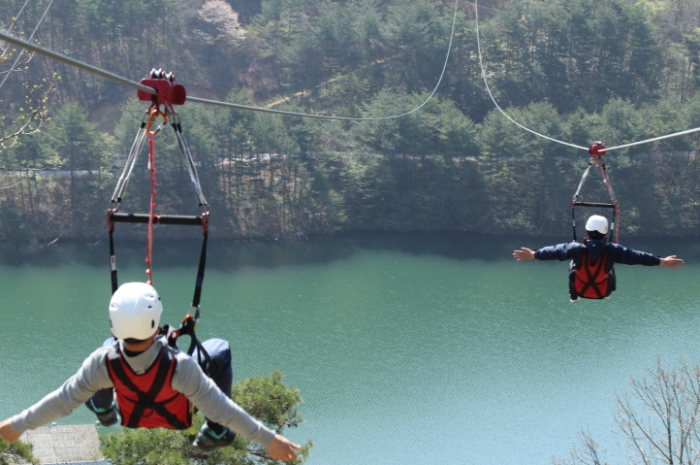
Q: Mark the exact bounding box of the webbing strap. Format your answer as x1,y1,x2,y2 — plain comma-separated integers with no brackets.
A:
108,214,118,294
191,213,209,309
188,335,211,375
108,347,188,429
577,250,608,299
175,315,211,375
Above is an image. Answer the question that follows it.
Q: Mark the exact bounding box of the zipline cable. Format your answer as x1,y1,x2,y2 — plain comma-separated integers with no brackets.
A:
2,2,699,151
0,0,56,92
0,0,459,121
474,0,587,151
604,127,700,152
473,0,700,153
0,30,155,93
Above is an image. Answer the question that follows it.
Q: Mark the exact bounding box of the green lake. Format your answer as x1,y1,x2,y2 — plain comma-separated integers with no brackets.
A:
0,232,698,465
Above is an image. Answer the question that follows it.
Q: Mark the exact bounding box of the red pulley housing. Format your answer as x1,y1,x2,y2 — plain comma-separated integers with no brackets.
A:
137,78,186,105
588,143,607,156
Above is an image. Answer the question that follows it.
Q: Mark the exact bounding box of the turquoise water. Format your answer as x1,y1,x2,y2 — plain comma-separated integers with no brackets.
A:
0,233,698,465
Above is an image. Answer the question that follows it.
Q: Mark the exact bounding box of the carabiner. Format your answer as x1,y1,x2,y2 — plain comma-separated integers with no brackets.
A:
146,108,168,136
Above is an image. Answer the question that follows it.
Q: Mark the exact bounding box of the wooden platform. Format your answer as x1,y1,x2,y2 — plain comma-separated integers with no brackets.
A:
20,424,107,465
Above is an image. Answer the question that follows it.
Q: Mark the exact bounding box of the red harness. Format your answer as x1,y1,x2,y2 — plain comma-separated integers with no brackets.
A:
574,248,611,299
107,344,192,429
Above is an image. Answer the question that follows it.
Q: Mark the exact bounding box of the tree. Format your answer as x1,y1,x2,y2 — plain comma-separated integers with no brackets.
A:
0,437,37,465
249,0,305,92
479,0,664,118
100,370,311,465
382,0,447,94
477,104,547,233
0,41,58,153
40,101,114,234
555,360,700,465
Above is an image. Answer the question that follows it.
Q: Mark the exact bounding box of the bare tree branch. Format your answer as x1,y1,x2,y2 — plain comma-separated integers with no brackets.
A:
0,34,58,156
560,360,700,465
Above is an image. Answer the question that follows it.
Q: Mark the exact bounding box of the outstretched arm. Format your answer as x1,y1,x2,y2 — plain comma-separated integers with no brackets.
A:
267,434,301,461
5,348,113,438
513,247,535,261
0,418,20,442
660,255,684,269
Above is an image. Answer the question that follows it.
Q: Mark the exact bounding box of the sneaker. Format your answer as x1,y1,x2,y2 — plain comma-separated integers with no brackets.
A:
86,400,119,427
193,425,236,451
570,298,579,303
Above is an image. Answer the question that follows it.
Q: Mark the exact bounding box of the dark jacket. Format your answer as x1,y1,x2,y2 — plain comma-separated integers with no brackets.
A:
534,238,661,273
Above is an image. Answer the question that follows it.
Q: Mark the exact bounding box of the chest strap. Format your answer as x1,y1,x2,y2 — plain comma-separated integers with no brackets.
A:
108,346,189,430
577,250,608,299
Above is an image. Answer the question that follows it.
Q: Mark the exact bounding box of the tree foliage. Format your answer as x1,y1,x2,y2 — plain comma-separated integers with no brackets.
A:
0,438,37,465
1,0,700,243
100,370,311,465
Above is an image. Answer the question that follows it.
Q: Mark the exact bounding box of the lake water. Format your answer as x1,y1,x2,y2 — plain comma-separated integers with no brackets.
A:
0,232,698,465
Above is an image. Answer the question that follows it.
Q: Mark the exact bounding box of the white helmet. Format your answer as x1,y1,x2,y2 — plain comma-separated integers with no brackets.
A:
585,215,609,235
109,282,162,340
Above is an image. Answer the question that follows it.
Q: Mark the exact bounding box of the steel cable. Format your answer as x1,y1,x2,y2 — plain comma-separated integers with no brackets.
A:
0,0,459,121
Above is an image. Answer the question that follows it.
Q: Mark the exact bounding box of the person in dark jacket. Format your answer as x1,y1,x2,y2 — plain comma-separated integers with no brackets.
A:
512,215,684,302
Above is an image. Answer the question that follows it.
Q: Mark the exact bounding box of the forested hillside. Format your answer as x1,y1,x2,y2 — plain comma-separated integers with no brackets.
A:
1,0,699,244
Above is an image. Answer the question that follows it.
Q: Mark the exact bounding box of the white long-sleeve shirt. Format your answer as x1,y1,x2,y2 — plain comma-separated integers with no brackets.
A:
11,338,275,447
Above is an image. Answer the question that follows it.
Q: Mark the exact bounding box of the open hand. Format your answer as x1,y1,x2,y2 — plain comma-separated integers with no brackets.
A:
0,419,20,443
660,255,684,269
513,247,535,261
267,434,301,461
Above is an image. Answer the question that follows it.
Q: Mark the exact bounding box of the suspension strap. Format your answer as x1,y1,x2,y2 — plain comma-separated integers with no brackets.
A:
571,143,621,243
108,211,118,294
162,313,211,375
191,212,209,310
